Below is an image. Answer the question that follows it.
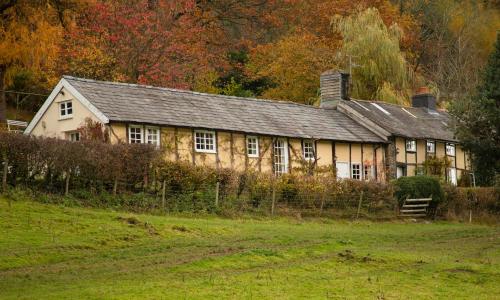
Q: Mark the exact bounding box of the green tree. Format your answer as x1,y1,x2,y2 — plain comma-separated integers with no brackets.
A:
334,7,412,104
450,32,500,186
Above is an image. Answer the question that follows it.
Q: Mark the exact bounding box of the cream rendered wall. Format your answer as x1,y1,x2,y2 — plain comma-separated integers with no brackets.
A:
109,123,127,144
436,142,445,158
350,143,362,164
375,146,386,181
288,138,302,171
31,87,101,139
335,143,350,163
416,140,426,164
316,141,333,167
259,137,274,173
395,137,405,163
232,133,246,172
108,122,389,180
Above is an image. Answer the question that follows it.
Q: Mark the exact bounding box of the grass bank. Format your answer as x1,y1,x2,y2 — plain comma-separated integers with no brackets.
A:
0,197,499,299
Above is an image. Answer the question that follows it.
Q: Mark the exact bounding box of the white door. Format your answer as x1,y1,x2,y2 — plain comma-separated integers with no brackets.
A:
448,168,457,185
336,162,349,179
273,139,289,175
397,167,404,178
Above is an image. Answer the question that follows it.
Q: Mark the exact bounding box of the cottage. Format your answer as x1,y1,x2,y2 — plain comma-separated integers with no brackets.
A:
24,70,470,184
319,70,471,184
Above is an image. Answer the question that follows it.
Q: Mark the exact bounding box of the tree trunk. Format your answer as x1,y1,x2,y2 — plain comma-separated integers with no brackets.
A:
0,65,7,124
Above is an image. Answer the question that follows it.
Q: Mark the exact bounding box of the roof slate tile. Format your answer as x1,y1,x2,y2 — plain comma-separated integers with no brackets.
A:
64,76,385,143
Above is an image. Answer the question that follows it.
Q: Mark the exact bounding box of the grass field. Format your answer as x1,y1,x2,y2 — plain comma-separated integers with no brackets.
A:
0,197,499,299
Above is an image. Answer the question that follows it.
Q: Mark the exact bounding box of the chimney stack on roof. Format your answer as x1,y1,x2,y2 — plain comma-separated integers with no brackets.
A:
320,70,349,109
411,87,436,111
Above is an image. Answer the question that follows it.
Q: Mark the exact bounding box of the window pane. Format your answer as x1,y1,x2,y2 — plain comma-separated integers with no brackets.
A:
274,139,288,175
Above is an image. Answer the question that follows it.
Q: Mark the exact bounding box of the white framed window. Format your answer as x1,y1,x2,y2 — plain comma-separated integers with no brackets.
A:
273,139,288,175
446,143,455,156
426,140,435,153
69,132,80,142
194,130,216,153
406,139,416,152
246,136,259,157
129,125,143,144
59,101,73,118
145,127,160,147
336,162,349,179
352,163,361,180
303,140,315,160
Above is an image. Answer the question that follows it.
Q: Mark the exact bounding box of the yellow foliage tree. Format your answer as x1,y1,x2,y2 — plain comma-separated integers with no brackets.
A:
0,1,66,122
247,32,338,104
334,7,412,104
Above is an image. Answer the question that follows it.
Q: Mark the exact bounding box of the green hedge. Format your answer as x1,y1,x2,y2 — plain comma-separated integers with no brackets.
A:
393,176,444,205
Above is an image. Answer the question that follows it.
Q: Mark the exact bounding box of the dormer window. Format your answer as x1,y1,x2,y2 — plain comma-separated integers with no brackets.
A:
59,101,73,119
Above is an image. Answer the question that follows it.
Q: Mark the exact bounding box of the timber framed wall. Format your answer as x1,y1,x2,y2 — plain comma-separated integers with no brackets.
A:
108,122,386,181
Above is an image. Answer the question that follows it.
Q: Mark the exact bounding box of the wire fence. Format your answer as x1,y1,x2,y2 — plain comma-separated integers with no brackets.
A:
1,132,497,221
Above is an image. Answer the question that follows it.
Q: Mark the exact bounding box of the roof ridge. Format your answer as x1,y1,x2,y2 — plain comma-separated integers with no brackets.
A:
63,75,323,110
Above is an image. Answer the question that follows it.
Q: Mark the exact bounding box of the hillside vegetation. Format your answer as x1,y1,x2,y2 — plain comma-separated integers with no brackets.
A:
1,197,499,299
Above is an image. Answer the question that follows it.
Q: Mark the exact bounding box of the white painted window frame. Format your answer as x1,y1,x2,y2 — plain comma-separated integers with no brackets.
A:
273,138,289,175
426,140,435,153
128,125,144,144
246,136,259,158
351,163,361,180
59,100,73,119
145,126,160,147
69,132,80,142
194,130,216,153
446,143,455,156
406,139,416,152
302,140,315,161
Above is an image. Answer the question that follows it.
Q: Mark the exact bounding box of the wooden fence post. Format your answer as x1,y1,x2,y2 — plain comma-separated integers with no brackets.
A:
2,154,7,193
215,181,220,207
113,178,118,196
64,171,70,196
271,186,276,216
162,180,166,211
356,191,364,219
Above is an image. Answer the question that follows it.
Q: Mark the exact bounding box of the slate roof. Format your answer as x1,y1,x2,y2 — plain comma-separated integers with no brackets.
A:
63,76,385,143
339,99,457,142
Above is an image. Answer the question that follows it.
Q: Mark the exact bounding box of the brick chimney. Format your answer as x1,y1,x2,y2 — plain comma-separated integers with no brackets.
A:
320,70,350,109
411,87,436,111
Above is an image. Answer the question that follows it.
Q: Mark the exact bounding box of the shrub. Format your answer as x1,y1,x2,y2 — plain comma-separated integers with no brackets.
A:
393,176,444,205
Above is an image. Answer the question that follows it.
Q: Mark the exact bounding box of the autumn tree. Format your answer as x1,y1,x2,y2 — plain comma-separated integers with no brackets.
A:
60,0,231,89
0,1,71,122
245,0,419,104
334,7,412,104
400,0,500,103
248,32,338,104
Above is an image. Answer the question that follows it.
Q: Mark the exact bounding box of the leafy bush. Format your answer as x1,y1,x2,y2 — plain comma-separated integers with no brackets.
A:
393,176,444,205
442,185,499,222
